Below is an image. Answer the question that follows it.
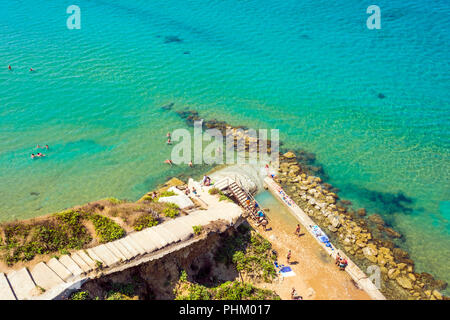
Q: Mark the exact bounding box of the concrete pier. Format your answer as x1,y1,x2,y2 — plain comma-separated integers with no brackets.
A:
264,177,386,300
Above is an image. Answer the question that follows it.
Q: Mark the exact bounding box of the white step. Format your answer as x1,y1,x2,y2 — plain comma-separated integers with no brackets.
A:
0,273,16,300
144,228,168,249
30,262,65,291
128,232,158,253
75,250,97,270
120,236,146,255
70,252,93,273
46,258,73,281
7,268,37,300
58,255,84,277
88,245,120,267
117,238,141,257
105,242,128,261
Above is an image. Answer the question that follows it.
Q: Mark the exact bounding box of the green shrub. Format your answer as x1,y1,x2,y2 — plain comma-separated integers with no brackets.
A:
215,225,276,282
70,291,90,300
213,281,280,300
163,203,180,218
159,191,176,198
208,188,220,195
192,225,202,236
105,198,124,205
133,215,159,231
89,214,125,243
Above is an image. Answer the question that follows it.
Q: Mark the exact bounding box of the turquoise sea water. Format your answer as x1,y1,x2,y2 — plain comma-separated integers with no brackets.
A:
1,1,449,290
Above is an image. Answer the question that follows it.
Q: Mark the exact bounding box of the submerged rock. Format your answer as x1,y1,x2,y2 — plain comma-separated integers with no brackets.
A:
368,214,385,225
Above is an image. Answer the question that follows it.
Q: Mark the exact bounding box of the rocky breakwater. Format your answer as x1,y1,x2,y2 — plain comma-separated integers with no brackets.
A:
274,151,447,300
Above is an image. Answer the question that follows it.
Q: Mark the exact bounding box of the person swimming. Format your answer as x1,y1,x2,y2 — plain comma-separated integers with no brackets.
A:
167,138,172,145
166,132,171,138
8,65,11,70
45,145,49,150
188,161,193,168
30,68,34,72
164,159,173,165
31,153,36,159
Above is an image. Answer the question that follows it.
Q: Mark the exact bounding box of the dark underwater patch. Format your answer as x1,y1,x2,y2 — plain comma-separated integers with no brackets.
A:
378,93,386,99
341,183,415,217
161,102,174,111
164,36,183,44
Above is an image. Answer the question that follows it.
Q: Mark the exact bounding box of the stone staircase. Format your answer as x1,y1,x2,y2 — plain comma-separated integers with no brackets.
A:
214,177,265,221
0,200,243,300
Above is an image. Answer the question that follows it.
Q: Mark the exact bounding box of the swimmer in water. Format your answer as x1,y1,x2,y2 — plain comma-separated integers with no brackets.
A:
31,153,36,159
30,68,34,72
164,159,173,165
167,138,172,145
37,153,45,157
188,161,193,168
8,65,11,70
36,144,41,149
166,132,171,138
45,145,49,150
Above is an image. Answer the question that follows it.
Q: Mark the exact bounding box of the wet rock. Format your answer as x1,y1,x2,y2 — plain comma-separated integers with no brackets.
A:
283,151,296,159
396,276,413,290
356,208,366,216
384,227,402,239
388,268,400,279
432,290,443,300
393,248,409,260
368,214,385,225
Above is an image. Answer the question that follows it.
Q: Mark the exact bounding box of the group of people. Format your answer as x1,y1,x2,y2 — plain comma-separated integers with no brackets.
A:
335,252,348,271
31,144,49,159
184,186,198,197
163,132,194,168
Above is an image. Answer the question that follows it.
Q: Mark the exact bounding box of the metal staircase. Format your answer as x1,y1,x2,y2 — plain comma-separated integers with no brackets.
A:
214,176,266,221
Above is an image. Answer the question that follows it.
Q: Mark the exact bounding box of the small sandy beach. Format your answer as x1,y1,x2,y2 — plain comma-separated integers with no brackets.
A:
252,191,371,300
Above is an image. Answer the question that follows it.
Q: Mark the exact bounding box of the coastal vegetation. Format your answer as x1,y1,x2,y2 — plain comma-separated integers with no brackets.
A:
215,224,277,283
88,213,125,243
192,225,203,236
174,274,280,300
0,210,92,265
0,179,185,266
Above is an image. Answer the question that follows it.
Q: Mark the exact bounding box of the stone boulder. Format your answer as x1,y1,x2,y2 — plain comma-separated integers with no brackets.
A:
384,227,402,239
283,151,296,159
396,276,413,290
368,214,385,225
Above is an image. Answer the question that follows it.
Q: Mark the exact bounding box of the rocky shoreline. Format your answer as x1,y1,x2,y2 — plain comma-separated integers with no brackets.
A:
173,108,448,300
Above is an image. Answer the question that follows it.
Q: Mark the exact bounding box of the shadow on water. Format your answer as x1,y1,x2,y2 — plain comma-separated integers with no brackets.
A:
340,183,415,216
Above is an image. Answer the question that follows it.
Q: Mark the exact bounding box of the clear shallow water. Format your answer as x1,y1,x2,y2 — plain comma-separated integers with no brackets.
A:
0,1,449,290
